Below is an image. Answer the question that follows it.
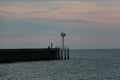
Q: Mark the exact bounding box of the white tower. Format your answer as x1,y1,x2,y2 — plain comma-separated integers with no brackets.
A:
61,32,66,52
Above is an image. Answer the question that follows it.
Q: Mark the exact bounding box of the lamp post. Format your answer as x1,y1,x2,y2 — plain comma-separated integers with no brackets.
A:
61,32,66,59
61,32,66,52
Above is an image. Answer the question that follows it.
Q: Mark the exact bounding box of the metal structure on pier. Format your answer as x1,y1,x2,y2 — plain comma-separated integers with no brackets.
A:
60,32,70,59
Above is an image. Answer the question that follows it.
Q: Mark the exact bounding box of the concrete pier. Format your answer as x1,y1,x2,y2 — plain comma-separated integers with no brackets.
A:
0,47,70,63
0,48,60,63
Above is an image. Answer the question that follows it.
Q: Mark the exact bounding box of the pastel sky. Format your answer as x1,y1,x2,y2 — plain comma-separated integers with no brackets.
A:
0,0,120,49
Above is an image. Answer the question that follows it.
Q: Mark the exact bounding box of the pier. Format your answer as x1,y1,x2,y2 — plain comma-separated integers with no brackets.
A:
0,48,70,63
0,32,70,63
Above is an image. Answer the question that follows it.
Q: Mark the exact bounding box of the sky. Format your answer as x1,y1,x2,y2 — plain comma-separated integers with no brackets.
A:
0,0,120,49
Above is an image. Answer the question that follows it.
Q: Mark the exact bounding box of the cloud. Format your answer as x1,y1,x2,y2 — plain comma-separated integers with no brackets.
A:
57,19,95,23
26,7,59,15
0,10,14,14
0,0,120,25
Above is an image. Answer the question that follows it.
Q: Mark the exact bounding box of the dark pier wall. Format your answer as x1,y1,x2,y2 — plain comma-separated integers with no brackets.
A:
0,48,60,63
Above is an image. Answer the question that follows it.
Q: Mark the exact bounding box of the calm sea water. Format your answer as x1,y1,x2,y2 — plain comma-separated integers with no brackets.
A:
0,49,120,80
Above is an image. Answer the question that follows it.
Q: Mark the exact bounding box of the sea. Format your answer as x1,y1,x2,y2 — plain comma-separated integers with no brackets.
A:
0,49,120,80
